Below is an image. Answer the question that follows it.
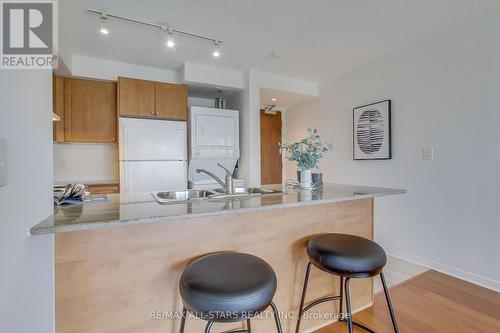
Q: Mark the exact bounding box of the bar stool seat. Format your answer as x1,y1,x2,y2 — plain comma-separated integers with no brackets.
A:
307,233,387,278
179,252,278,322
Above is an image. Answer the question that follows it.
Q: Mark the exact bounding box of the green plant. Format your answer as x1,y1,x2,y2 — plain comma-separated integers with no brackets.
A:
280,128,333,170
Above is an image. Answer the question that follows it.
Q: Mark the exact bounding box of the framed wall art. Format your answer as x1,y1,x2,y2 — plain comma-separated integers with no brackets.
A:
353,100,391,160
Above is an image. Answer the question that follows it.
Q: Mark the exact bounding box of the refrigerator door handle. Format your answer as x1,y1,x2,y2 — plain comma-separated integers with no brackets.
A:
120,162,127,194
123,122,129,161
123,164,127,194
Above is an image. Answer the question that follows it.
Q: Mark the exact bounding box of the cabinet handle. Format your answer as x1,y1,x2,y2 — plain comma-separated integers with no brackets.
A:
112,138,116,141
155,112,160,116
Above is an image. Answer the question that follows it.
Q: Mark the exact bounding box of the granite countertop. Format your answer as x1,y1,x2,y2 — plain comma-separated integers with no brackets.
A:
31,183,406,235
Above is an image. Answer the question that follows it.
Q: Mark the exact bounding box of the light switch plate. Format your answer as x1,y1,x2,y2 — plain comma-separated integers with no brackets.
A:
0,139,6,186
423,147,434,161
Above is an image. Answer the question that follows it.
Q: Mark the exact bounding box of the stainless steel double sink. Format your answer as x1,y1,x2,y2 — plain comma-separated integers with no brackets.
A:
152,187,283,204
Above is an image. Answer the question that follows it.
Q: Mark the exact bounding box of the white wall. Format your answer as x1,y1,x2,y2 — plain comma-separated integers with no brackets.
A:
225,78,248,180
188,97,215,108
285,13,500,291
239,70,319,185
182,61,244,89
0,71,54,331
53,143,118,182
71,55,180,82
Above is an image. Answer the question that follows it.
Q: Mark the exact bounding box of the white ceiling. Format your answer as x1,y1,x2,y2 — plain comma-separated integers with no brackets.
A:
260,88,314,110
60,0,500,82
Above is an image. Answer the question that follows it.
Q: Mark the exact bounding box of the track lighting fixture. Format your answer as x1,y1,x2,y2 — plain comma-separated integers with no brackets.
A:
87,8,224,57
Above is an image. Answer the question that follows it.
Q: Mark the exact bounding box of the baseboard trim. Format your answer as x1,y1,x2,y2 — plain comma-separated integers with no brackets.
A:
386,249,500,292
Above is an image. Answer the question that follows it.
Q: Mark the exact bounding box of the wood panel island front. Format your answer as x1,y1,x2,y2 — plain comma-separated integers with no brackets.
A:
32,183,405,333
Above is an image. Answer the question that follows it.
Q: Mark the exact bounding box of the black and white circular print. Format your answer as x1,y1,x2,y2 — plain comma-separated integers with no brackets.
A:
353,100,391,160
356,109,384,154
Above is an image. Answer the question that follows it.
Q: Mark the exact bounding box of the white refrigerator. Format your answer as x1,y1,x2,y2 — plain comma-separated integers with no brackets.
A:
119,118,187,193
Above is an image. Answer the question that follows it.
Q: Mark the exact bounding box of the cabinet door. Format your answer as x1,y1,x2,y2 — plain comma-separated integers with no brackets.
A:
64,78,117,143
53,75,65,142
118,77,156,118
155,82,188,121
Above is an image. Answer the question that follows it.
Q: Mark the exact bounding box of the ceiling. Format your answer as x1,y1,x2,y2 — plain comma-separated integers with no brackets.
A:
260,88,314,110
60,0,500,82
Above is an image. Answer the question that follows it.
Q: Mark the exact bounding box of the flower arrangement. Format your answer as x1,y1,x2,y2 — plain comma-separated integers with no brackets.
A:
279,128,333,171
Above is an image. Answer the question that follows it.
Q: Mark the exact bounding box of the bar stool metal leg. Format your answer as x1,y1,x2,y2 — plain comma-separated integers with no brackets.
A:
339,276,344,318
295,262,312,333
344,278,353,333
204,321,214,333
339,278,376,333
179,307,186,333
380,273,399,333
270,301,284,333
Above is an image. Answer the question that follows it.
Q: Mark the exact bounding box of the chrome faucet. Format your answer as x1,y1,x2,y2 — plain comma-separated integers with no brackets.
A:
196,163,234,194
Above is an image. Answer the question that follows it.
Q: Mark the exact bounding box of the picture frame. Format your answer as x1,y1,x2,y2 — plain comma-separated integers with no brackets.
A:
353,100,391,160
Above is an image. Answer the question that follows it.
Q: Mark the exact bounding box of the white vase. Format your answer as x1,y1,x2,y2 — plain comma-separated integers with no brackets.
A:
299,169,312,188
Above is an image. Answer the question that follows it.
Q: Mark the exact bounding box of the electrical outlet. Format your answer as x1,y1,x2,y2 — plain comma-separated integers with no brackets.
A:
422,147,434,161
0,139,6,186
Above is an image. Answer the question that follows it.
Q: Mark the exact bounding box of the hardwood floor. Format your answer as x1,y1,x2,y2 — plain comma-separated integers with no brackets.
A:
315,270,500,333
374,256,428,294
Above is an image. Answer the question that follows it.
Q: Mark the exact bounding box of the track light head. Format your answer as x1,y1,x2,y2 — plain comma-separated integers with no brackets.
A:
213,41,222,58
166,26,175,48
166,37,175,48
99,13,109,35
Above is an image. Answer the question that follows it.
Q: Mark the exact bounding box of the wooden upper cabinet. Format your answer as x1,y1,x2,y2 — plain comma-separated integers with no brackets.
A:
118,77,155,118
155,82,188,120
53,75,65,142
118,77,188,121
64,78,117,143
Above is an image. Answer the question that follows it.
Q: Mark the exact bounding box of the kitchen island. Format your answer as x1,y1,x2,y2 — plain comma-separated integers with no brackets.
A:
32,183,404,333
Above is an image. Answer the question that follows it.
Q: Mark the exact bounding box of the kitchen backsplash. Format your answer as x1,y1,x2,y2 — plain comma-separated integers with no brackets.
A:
53,143,118,182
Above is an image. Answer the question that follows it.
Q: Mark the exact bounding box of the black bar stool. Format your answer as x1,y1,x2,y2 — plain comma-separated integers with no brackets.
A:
295,233,399,333
179,252,283,333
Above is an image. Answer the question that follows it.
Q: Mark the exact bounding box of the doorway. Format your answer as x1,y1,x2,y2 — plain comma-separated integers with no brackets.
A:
260,110,282,185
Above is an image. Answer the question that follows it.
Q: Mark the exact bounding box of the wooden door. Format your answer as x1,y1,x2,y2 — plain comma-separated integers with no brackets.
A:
155,82,188,120
64,78,117,143
53,75,65,142
260,110,282,185
118,77,155,118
